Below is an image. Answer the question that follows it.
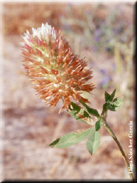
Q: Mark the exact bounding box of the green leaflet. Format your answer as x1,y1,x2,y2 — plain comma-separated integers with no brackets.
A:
86,129,100,155
49,127,94,148
107,97,123,111
79,100,100,118
113,97,123,107
105,89,116,102
102,90,123,114
105,91,111,102
68,102,91,125
109,89,116,101
95,118,102,131
68,110,88,124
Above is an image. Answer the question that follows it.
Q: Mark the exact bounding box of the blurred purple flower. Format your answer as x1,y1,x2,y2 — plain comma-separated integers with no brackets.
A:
94,36,100,42
112,62,116,70
113,28,119,34
95,29,102,35
99,68,107,75
98,75,111,87
94,28,102,42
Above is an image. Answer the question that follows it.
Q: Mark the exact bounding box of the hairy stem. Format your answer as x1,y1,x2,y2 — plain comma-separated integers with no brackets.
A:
103,121,134,181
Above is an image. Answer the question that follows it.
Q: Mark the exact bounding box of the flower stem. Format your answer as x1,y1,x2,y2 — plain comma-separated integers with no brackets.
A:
103,121,135,181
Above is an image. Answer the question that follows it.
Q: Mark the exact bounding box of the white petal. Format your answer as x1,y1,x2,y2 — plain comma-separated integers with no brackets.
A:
26,30,30,34
32,28,37,35
42,23,45,28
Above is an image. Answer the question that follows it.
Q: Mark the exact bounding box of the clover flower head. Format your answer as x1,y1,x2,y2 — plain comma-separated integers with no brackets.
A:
21,23,95,112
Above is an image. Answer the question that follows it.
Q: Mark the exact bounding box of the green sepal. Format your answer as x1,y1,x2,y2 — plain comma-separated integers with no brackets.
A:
49,127,94,148
86,128,100,155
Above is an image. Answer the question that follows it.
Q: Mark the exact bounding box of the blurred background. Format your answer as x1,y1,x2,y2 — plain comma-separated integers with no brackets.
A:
1,1,135,180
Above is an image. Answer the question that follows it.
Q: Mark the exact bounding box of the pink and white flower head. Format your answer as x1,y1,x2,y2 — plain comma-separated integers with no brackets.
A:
21,23,95,112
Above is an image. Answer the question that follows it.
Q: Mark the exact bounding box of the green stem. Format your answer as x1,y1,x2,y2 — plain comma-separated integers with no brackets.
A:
103,121,135,181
